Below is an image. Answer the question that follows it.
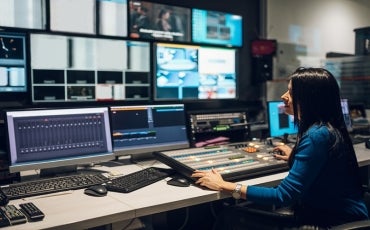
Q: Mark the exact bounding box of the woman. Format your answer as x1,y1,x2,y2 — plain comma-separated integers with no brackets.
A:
192,67,369,228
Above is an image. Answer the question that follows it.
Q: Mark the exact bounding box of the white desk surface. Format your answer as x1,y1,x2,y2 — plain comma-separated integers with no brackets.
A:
2,143,369,229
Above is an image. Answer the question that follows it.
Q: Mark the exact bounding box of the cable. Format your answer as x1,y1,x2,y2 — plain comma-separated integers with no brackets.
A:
177,206,190,230
121,218,137,230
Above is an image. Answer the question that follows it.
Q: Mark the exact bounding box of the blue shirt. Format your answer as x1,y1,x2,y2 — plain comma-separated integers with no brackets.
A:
247,125,368,225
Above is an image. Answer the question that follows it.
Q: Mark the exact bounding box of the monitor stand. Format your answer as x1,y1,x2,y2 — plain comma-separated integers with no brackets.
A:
39,164,108,178
282,133,297,144
39,165,78,178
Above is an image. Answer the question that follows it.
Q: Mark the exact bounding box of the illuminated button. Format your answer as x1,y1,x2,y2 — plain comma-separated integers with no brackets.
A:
243,146,257,153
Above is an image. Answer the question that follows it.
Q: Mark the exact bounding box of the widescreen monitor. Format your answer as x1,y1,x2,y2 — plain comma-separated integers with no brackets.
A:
5,107,114,174
128,0,191,42
267,101,297,139
192,8,243,47
110,104,189,160
154,42,237,101
0,32,28,99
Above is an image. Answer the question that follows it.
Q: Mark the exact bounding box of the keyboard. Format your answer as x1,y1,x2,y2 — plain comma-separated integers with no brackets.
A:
351,135,370,144
0,173,109,200
105,167,174,193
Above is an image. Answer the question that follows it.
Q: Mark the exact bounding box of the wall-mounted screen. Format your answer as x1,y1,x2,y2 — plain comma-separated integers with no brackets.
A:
31,33,150,103
0,0,46,30
98,0,128,37
154,42,237,101
128,0,190,42
50,0,96,34
192,8,242,47
0,32,27,93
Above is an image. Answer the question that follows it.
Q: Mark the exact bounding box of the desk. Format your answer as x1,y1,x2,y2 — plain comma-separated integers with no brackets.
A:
2,143,369,230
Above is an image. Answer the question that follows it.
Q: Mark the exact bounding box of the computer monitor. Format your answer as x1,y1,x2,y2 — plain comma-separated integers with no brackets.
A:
267,101,297,140
110,104,189,161
5,107,114,175
341,98,353,132
192,8,243,47
128,0,191,42
0,32,28,103
154,42,238,100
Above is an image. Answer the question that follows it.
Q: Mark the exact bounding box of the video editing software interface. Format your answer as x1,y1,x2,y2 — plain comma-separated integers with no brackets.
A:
5,107,114,173
110,104,189,157
189,111,248,147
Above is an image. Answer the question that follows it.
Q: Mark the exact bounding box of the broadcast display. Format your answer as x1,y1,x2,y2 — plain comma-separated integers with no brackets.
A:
192,8,242,47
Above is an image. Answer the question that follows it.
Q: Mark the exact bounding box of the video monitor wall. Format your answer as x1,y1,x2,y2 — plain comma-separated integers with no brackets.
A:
192,8,243,47
30,33,150,103
154,42,237,101
0,32,28,94
128,0,191,42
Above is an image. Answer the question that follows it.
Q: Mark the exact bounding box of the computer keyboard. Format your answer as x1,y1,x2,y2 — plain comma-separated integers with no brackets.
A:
105,167,174,193
0,173,109,200
351,135,370,144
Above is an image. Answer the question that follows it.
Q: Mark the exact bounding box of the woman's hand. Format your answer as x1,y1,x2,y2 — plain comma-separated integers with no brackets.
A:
273,144,292,161
191,168,230,191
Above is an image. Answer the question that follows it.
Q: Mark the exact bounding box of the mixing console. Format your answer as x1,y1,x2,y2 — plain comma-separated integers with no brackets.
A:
154,141,289,181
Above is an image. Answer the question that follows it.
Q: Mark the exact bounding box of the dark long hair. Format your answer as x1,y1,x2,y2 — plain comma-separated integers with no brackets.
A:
288,67,357,169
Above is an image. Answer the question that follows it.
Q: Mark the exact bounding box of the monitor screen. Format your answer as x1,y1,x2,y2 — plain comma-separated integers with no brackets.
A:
192,8,243,47
341,98,353,132
0,32,27,94
154,42,237,100
50,0,96,34
98,0,128,37
267,101,297,138
110,104,189,159
128,0,191,42
30,33,150,103
0,0,46,30
5,107,114,173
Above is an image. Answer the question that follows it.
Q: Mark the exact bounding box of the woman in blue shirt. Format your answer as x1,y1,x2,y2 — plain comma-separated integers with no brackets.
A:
192,67,369,228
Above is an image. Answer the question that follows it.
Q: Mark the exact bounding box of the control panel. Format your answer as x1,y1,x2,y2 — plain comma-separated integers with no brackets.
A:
154,140,289,182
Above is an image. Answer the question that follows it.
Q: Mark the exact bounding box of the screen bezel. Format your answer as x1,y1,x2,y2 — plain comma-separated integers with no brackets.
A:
153,42,239,102
5,107,114,173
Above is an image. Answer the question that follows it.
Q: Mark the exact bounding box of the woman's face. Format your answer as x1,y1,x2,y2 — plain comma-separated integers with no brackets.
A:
281,80,294,115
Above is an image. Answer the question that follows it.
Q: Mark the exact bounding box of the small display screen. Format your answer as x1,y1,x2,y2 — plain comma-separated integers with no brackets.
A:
267,101,297,138
192,8,242,47
0,32,27,93
129,0,191,42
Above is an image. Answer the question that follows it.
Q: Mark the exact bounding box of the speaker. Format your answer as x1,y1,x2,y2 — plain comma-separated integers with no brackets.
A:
252,55,273,83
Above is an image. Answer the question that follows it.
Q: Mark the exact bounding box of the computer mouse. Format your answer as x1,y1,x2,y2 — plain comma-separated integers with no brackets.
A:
366,139,370,149
167,176,191,187
84,185,108,197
